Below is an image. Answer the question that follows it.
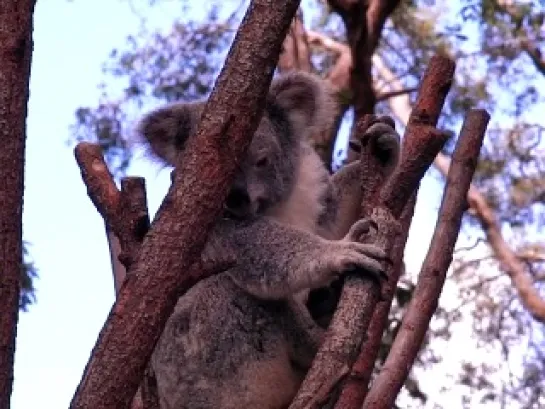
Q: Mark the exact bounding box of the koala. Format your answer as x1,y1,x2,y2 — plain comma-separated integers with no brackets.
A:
137,72,401,409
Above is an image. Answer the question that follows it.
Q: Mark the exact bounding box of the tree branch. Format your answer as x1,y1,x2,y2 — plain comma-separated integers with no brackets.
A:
334,193,416,408
366,0,401,52
363,109,490,409
520,39,545,76
75,142,161,409
0,2,36,409
374,54,545,323
69,1,301,408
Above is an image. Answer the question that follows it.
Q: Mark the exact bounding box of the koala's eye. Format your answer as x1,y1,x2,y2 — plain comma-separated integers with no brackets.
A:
255,156,269,168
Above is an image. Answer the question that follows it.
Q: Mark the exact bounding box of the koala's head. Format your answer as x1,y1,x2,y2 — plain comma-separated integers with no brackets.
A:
137,72,334,219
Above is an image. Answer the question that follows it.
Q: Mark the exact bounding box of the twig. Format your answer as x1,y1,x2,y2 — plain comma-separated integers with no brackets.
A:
69,1,301,408
362,109,490,409
376,87,418,101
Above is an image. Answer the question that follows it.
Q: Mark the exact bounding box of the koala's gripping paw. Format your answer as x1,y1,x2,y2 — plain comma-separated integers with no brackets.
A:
318,219,387,284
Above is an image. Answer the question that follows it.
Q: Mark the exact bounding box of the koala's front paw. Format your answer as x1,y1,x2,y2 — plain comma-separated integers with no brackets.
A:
321,219,387,283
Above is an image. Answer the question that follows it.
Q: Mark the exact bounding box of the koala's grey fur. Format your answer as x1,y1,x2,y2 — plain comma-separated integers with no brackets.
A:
137,72,400,409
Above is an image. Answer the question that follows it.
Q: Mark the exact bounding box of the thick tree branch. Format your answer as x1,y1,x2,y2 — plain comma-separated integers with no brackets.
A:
331,56,454,409
69,1,301,408
334,193,416,408
375,54,545,323
363,109,490,409
0,3,36,409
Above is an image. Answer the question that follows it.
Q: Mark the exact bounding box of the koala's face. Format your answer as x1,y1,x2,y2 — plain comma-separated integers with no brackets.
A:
224,113,297,219
138,72,334,219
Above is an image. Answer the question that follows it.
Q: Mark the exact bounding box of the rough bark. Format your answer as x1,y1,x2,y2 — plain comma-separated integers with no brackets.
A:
363,110,490,409
0,2,36,409
75,143,159,408
69,1,301,408
334,193,416,408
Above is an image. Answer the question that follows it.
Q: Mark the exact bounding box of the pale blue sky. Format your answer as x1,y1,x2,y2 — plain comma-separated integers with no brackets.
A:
13,1,446,408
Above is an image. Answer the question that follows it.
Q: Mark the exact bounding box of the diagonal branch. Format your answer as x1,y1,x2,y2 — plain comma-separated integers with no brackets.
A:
69,1,302,408
366,0,401,52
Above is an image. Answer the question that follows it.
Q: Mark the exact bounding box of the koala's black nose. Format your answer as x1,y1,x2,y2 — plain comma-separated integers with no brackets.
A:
225,187,251,219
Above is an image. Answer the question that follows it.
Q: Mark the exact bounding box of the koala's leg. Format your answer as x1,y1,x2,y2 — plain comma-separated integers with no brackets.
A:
211,217,386,300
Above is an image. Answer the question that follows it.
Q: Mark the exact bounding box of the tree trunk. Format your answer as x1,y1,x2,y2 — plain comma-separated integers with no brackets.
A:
0,2,36,409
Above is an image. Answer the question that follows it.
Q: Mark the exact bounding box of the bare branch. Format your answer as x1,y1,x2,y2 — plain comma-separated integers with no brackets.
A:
376,86,418,101
520,39,545,76
0,2,36,409
363,109,490,409
74,143,150,271
306,30,352,92
366,0,401,52
69,1,301,408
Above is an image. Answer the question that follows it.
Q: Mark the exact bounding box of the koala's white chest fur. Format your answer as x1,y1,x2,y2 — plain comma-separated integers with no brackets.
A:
267,142,329,235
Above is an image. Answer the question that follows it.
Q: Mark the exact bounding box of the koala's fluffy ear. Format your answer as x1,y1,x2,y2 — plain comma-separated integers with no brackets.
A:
136,102,205,166
268,72,335,140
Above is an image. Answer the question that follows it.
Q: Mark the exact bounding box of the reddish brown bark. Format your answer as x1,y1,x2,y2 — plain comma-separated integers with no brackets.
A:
69,1,301,408
0,2,36,409
334,194,416,408
363,109,490,409
75,143,159,408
